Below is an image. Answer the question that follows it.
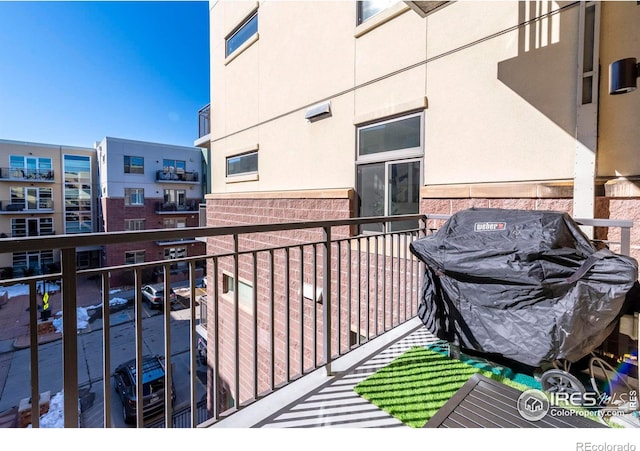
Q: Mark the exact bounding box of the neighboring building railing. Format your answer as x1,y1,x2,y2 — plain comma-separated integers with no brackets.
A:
0,200,54,212
155,200,199,213
156,170,199,182
0,214,633,428
0,168,54,181
198,104,210,138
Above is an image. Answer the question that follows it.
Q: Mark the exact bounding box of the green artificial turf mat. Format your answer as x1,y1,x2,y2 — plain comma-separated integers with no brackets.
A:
353,345,537,428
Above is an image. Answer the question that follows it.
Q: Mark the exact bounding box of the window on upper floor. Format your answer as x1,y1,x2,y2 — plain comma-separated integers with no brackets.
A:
163,217,186,229
9,155,53,179
580,2,598,105
226,11,258,57
124,219,145,231
10,186,53,210
356,0,399,25
124,188,144,206
163,159,186,174
124,156,144,174
356,112,423,233
11,218,53,238
163,189,187,208
125,250,145,265
226,151,258,177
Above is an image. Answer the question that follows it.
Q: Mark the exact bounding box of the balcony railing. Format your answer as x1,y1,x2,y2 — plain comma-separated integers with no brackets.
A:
0,168,54,181
198,104,210,138
156,170,199,183
0,214,634,428
0,200,54,213
155,200,199,213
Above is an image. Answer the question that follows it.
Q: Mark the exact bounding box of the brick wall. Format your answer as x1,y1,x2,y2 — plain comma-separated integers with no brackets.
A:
421,196,640,262
102,196,206,288
203,193,428,412
204,194,356,408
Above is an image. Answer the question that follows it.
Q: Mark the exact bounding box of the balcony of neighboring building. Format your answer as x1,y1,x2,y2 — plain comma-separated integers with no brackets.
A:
0,199,54,214
194,103,210,148
155,199,200,214
155,170,199,183
0,167,54,182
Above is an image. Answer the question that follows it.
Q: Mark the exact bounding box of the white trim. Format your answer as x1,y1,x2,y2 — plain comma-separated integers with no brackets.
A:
354,2,411,38
225,173,259,184
224,32,259,66
356,111,425,164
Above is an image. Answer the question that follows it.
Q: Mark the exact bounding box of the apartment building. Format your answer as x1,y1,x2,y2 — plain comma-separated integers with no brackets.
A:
202,0,640,412
0,139,98,278
96,136,206,287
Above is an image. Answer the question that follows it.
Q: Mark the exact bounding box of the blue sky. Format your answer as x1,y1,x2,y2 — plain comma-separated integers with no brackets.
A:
0,1,210,148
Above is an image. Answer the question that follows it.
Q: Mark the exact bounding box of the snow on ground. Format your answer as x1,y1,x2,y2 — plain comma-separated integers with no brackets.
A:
29,391,66,428
0,282,61,299
51,297,130,333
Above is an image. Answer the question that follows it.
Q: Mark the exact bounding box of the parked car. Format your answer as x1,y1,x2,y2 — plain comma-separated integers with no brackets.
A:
113,354,175,424
141,283,177,309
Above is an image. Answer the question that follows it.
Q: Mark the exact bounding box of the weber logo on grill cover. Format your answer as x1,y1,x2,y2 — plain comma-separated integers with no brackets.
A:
474,222,506,231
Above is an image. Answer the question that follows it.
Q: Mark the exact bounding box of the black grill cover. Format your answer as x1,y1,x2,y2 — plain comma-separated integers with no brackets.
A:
409,208,638,368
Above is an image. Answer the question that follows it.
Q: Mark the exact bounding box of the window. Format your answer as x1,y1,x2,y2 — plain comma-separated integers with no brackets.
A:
164,247,186,260
125,251,145,265
580,2,598,104
163,189,187,208
226,151,258,177
163,159,186,174
124,219,145,231
10,187,53,210
13,250,54,273
11,218,53,237
357,0,398,25
164,247,187,269
163,217,186,229
124,188,144,206
222,274,254,314
356,112,423,233
226,11,258,57
124,156,144,174
9,156,52,179
64,155,92,234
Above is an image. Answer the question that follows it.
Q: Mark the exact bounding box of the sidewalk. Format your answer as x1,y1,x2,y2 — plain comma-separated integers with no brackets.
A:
0,276,201,353
0,276,105,353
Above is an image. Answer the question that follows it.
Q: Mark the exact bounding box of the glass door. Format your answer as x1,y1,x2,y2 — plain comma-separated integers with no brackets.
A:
26,157,37,179
27,253,40,271
387,160,421,232
27,219,39,237
357,159,422,233
26,188,38,210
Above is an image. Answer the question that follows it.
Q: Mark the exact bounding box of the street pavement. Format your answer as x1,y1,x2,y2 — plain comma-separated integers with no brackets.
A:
0,276,206,427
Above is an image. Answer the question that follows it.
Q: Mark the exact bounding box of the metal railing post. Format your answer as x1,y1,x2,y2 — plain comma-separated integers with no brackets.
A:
61,247,79,428
322,226,333,376
621,225,631,257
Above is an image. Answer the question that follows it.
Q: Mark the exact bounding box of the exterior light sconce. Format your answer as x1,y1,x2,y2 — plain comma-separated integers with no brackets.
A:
609,57,640,95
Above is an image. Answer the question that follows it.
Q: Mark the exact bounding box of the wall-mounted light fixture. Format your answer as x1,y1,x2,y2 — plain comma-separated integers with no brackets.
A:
609,57,639,95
